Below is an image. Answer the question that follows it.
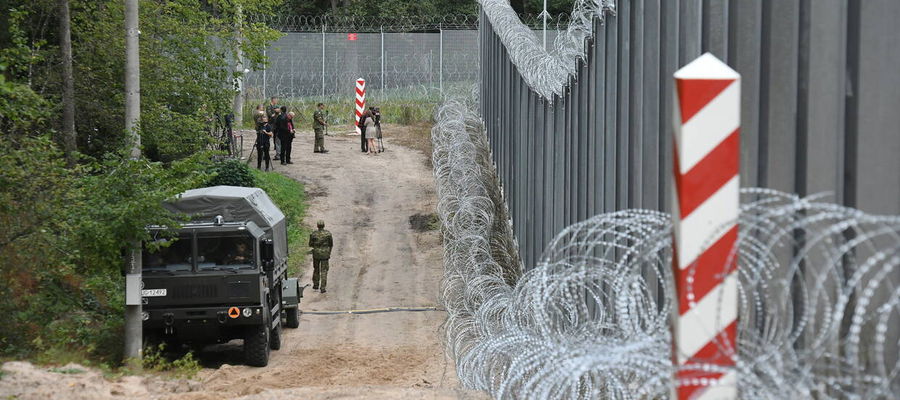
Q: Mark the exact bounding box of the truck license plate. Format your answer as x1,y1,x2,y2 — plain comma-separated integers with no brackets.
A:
141,289,167,297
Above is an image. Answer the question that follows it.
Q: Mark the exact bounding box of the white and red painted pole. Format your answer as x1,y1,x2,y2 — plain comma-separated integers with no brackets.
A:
671,53,740,400
354,78,366,135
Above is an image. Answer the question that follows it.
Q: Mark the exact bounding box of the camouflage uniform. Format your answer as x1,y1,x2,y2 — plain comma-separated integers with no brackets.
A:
313,109,327,153
308,220,333,292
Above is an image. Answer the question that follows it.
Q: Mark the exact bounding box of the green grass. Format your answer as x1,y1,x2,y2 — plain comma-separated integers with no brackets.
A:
252,169,310,278
48,367,85,375
238,85,474,129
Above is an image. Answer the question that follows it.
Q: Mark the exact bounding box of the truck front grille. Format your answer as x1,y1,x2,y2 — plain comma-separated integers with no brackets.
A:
172,284,218,299
227,282,251,298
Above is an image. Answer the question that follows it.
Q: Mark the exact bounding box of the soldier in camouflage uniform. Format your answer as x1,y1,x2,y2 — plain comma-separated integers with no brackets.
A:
313,103,328,153
308,220,333,293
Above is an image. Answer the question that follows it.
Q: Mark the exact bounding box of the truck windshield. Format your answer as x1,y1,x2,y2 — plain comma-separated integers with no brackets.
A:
197,233,255,271
142,235,192,273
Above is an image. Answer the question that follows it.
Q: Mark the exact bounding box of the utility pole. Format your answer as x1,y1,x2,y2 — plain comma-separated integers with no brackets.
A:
232,4,244,127
123,0,142,368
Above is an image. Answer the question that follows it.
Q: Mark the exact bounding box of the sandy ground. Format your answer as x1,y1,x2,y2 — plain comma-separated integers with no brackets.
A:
0,126,485,400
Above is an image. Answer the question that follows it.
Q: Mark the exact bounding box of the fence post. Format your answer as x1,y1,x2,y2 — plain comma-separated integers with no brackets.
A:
541,0,548,50
321,23,326,97
671,53,740,400
381,25,385,90
439,23,443,93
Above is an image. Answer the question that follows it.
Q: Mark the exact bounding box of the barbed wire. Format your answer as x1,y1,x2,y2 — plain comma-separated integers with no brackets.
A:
432,94,900,399
247,13,572,33
480,0,616,100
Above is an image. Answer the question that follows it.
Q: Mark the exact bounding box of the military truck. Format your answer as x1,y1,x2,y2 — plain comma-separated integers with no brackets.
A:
141,186,303,367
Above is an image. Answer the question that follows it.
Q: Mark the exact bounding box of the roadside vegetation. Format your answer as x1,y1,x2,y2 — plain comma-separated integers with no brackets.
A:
0,0,284,370
241,92,439,130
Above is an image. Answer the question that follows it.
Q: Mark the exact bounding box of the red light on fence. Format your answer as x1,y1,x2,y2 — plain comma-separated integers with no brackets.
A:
347,33,358,41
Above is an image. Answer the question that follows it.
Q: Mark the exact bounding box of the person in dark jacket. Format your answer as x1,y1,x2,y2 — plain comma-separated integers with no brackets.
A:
256,116,273,171
266,97,281,160
275,106,293,164
358,111,368,153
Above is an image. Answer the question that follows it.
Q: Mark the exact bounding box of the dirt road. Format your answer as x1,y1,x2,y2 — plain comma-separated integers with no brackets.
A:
181,127,477,399
0,127,483,400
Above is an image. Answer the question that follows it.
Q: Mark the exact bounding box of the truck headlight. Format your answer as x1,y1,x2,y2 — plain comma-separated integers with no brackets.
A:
242,307,252,317
142,311,150,321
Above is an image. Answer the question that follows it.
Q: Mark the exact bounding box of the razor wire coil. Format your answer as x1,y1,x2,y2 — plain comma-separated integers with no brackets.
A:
432,94,900,399
479,0,616,100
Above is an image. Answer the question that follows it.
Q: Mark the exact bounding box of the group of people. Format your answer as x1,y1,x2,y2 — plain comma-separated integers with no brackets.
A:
253,96,389,169
254,97,331,171
358,107,383,155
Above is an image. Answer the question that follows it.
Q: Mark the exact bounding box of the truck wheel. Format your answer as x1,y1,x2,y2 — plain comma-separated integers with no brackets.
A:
285,306,300,328
243,325,270,367
270,323,282,350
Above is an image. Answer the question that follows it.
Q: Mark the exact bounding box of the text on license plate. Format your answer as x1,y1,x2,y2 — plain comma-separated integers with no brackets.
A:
141,289,167,297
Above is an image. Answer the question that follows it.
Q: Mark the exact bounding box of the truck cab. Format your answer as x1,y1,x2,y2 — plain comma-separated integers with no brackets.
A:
141,186,302,367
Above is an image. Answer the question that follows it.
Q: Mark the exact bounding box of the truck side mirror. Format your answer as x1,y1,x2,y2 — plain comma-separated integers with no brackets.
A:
260,239,275,272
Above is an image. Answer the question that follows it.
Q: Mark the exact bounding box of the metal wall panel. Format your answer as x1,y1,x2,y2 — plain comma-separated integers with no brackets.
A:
730,0,762,188
855,0,900,215
804,0,846,199
761,1,800,193
617,0,631,210
479,0,900,267
641,0,661,210
629,0,645,210
702,0,728,59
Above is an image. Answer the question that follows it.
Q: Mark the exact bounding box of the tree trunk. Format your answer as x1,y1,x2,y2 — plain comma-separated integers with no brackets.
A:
58,0,76,167
330,0,338,13
233,4,244,128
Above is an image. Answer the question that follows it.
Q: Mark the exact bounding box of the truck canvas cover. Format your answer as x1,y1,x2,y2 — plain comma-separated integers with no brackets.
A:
163,186,288,264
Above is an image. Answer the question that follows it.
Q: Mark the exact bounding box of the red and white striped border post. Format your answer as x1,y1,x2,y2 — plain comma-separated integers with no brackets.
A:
354,78,366,135
671,53,740,400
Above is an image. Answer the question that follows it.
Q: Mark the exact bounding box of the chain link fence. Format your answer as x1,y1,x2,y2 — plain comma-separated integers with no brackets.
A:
240,15,562,126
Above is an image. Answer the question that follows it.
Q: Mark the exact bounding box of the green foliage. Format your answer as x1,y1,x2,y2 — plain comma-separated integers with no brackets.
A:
0,0,282,159
524,0,576,15
281,0,576,17
142,344,201,379
207,159,256,188
0,64,49,135
252,169,310,278
69,0,283,159
285,0,478,17
0,134,212,365
0,0,285,368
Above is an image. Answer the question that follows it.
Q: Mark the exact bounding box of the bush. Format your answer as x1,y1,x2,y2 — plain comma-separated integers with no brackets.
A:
207,159,256,188
142,344,202,379
0,135,211,366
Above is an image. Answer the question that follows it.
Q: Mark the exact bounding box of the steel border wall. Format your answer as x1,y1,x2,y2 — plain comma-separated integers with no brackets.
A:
480,0,900,270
